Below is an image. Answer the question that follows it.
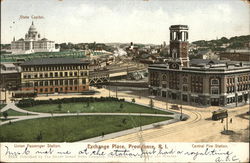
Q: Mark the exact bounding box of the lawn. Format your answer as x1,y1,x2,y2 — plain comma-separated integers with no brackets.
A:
0,109,34,117
0,115,172,142
21,101,173,115
0,104,6,110
0,118,16,122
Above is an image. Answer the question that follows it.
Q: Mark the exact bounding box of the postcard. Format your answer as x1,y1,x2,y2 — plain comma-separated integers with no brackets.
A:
0,0,249,162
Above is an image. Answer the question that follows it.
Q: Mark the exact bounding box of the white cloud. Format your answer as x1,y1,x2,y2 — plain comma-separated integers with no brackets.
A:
1,0,249,44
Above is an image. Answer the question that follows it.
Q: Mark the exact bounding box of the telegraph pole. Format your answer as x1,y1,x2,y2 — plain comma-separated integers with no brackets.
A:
226,116,229,131
166,91,168,110
180,94,183,120
115,80,118,98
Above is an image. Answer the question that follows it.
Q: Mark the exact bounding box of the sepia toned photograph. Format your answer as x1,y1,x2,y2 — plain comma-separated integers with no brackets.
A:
0,0,249,162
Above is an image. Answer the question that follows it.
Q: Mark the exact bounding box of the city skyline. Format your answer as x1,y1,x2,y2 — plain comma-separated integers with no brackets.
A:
1,0,249,44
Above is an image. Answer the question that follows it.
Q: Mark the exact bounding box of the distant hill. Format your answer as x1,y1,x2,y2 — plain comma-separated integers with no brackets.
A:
192,35,250,51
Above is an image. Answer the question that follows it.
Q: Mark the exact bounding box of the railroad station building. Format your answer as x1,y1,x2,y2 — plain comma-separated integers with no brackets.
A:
20,58,90,94
148,25,250,106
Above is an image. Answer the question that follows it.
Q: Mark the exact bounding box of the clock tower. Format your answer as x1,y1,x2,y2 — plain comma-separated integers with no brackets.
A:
169,25,189,68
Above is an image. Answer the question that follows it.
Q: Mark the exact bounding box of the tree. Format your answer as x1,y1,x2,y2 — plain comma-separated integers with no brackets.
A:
58,103,62,111
120,103,123,109
36,131,43,141
131,98,135,103
122,118,127,124
3,111,8,119
149,99,154,108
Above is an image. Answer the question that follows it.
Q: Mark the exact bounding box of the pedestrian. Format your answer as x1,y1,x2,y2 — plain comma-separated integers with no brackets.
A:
230,118,232,123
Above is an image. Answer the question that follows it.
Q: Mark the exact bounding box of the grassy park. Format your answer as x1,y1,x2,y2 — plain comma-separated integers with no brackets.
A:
20,101,173,115
0,104,6,110
0,109,33,117
0,115,172,142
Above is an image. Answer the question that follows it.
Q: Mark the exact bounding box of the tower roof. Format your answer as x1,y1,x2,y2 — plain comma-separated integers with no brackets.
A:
169,25,188,30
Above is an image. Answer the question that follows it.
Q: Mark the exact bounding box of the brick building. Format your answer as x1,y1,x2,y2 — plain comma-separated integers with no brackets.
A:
20,58,90,94
0,63,21,90
148,25,250,106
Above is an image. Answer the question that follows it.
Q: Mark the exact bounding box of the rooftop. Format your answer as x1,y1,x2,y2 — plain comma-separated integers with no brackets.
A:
149,59,250,72
169,25,189,30
20,58,90,66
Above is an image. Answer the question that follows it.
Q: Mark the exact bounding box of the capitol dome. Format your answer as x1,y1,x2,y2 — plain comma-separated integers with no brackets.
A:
28,21,37,32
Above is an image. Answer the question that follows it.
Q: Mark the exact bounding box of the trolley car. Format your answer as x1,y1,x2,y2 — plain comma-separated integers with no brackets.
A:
212,109,228,120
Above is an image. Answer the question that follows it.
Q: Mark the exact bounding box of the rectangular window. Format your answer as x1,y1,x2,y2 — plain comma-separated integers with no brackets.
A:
50,88,53,92
50,73,53,77
82,78,86,84
60,80,63,85
60,72,63,77
64,72,68,76
211,87,219,94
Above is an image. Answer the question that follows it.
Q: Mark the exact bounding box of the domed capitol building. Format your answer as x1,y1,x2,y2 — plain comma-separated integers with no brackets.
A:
11,21,59,54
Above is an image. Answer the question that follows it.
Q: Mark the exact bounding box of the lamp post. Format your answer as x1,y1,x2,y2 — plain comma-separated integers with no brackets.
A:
166,90,168,110
115,80,118,98
248,91,250,111
180,104,182,120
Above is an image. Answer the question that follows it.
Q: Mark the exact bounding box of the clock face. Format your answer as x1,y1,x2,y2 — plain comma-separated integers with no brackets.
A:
170,63,179,69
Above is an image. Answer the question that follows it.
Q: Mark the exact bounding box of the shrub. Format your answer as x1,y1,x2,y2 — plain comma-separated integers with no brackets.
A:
3,111,8,119
17,97,123,107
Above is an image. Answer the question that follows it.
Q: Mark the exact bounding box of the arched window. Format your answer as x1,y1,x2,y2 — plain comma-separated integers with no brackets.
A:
183,77,187,84
162,74,167,81
211,79,219,85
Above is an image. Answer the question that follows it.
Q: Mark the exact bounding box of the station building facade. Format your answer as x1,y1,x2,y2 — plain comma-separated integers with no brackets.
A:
20,58,90,94
148,25,250,106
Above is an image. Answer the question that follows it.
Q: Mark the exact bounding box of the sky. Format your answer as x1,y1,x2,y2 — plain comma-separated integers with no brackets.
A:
1,0,249,44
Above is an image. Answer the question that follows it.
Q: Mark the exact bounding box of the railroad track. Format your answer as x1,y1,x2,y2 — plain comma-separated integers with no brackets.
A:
114,109,203,142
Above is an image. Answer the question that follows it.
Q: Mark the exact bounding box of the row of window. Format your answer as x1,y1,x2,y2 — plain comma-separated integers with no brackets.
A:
36,86,86,93
23,71,88,79
23,79,86,87
227,75,250,84
22,65,89,71
237,76,250,83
